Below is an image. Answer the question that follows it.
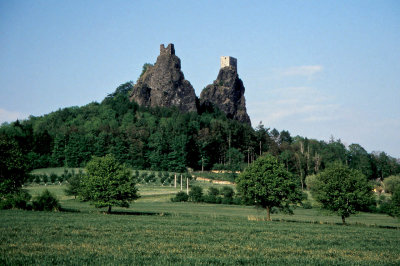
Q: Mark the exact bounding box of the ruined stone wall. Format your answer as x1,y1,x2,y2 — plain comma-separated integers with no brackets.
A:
220,56,237,69
160,43,175,55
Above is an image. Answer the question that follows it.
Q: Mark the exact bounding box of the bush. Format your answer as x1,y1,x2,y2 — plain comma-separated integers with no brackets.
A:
208,187,220,196
171,191,189,202
42,174,49,184
34,175,41,184
32,189,61,211
384,175,400,194
140,172,148,183
302,201,313,209
50,173,58,184
220,186,234,199
189,186,203,202
221,197,233,205
0,190,31,210
203,194,218,204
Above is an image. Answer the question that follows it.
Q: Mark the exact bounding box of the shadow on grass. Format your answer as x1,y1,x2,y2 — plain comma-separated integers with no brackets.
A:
270,218,400,230
103,210,170,216
60,207,80,213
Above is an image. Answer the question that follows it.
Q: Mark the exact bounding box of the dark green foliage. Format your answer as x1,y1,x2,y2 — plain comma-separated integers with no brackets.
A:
220,186,234,199
236,154,303,221
42,175,49,184
384,175,400,194
188,186,203,202
0,190,31,210
389,186,400,217
221,186,235,204
203,187,220,203
140,172,148,183
0,136,28,195
208,187,220,196
80,155,139,213
49,173,57,183
33,175,41,184
32,189,60,211
310,163,374,224
377,187,400,218
64,172,83,198
171,191,189,202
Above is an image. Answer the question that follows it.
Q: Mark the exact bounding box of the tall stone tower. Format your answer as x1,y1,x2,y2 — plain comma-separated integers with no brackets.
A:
220,56,237,69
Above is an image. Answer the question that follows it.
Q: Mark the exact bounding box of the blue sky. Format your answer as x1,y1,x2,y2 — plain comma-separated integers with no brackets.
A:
1,1,399,157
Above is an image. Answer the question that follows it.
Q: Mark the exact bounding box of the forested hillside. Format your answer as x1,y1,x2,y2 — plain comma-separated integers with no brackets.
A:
1,82,399,181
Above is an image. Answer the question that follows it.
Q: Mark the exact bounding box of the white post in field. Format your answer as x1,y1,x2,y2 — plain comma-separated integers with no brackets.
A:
180,174,183,191
174,174,176,188
186,178,189,194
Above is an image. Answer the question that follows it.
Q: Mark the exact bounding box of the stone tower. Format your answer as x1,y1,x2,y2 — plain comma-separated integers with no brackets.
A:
220,56,237,69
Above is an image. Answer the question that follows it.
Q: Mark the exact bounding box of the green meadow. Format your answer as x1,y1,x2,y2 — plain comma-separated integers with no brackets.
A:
1,181,400,265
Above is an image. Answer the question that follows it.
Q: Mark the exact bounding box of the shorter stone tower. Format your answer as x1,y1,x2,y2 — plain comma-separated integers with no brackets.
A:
160,43,175,55
220,56,237,69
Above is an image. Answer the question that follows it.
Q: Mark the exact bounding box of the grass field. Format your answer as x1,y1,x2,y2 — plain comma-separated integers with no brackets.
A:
1,183,400,264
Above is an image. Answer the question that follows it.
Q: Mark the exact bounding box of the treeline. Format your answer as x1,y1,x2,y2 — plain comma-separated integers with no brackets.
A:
1,82,399,180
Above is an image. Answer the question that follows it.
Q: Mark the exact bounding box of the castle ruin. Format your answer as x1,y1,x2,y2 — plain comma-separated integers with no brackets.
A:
160,43,175,55
220,56,237,69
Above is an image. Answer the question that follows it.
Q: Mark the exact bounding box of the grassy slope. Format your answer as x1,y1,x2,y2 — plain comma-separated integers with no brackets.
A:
1,184,399,265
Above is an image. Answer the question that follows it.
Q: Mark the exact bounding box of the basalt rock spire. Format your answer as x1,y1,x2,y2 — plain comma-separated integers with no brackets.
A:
200,56,251,125
129,44,197,112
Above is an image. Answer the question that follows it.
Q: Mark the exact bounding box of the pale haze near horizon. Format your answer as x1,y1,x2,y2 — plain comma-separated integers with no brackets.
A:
0,1,399,158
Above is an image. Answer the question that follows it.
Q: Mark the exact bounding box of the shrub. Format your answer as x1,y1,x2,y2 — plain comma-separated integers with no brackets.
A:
34,175,41,184
189,186,203,202
171,191,189,202
383,175,400,194
220,186,234,199
50,173,58,184
221,197,233,205
302,201,313,209
42,174,49,184
208,187,220,196
203,194,218,204
32,189,61,211
140,172,148,183
0,190,32,210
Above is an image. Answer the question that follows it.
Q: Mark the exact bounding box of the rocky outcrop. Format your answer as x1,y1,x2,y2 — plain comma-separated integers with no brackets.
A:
129,44,197,112
200,65,251,125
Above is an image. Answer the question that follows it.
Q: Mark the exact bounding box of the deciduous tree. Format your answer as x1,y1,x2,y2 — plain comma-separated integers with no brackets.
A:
80,154,139,213
236,154,303,221
310,163,374,224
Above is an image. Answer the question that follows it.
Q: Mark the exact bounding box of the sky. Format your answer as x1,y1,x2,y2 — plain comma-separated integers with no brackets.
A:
0,1,399,157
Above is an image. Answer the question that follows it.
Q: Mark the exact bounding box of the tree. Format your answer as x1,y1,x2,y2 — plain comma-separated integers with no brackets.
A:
0,136,28,195
80,154,139,213
64,171,83,199
236,154,303,221
383,175,400,194
388,186,400,218
310,163,374,224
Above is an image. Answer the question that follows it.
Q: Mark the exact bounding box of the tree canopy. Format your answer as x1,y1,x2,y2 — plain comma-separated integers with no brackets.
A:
80,154,139,213
236,154,303,221
310,163,374,224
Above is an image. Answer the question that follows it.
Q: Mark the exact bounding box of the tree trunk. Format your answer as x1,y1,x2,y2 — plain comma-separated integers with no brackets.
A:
341,215,346,225
266,206,271,221
107,205,112,214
